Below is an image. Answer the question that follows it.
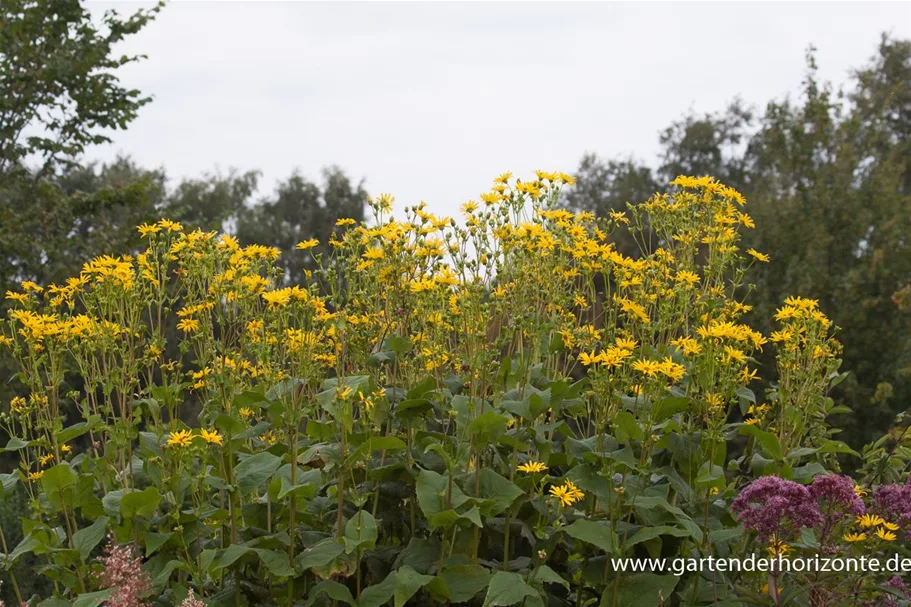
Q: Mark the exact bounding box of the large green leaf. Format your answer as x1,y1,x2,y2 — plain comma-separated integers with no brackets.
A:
614,411,644,442
477,468,523,516
393,565,437,607
738,425,783,460
344,510,378,553
307,580,355,605
440,566,491,603
120,487,160,519
234,451,282,493
40,463,78,509
72,516,108,561
483,571,539,607
625,525,692,547
72,589,111,607
564,519,616,554
602,573,679,607
416,469,469,518
296,538,345,570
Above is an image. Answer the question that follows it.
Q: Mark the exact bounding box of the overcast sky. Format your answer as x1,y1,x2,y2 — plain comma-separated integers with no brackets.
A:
87,1,911,219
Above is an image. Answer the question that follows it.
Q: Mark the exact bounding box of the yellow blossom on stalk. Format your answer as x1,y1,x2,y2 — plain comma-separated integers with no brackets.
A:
671,337,702,356
460,201,478,214
579,352,600,367
167,429,193,448
549,484,575,508
632,359,662,378
517,461,548,474
854,485,868,498
60,444,71,454
6,291,29,305
263,288,292,309
882,521,900,532
767,538,791,558
158,219,183,232
238,408,255,420
39,454,54,466
336,218,356,227
296,239,319,250
843,532,867,542
857,514,886,528
565,480,584,502
177,318,200,334
199,428,223,445
875,528,897,541
137,223,161,237
675,270,700,285
658,357,686,382
28,471,44,481
9,397,27,414
336,386,353,400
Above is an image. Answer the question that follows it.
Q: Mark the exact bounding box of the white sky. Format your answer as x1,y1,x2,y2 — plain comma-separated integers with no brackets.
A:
86,1,911,219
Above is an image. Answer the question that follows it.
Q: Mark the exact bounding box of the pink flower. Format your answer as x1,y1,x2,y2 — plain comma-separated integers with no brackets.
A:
95,537,152,607
179,589,206,607
731,476,822,540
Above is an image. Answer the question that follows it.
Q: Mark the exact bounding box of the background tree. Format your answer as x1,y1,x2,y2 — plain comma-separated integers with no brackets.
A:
565,38,911,449
0,0,161,177
236,166,367,285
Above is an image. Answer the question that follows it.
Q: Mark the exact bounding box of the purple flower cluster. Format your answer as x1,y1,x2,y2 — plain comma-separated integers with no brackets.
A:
810,474,865,517
732,476,823,539
873,482,911,525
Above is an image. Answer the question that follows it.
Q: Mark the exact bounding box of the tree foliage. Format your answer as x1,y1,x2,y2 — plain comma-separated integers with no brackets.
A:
0,0,161,177
566,37,911,448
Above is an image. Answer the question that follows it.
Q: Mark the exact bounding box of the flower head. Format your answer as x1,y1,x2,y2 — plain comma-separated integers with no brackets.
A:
857,514,886,528
199,428,223,445
731,476,822,540
517,461,548,474
96,537,152,607
167,429,193,448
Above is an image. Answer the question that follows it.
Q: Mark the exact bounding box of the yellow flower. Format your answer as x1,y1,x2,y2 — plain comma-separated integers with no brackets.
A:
60,444,71,454
615,336,637,351
158,219,183,232
137,223,161,237
875,528,897,541
167,429,193,448
632,359,662,378
517,461,548,474
857,514,886,528
177,318,200,334
853,485,868,498
335,218,356,227
579,352,600,367
238,407,255,419
295,239,319,251
746,249,770,263
199,428,223,445
27,470,44,481
5,291,28,305
843,532,867,542
549,484,574,507
9,396,27,414
882,521,900,532
460,201,478,214
565,480,585,502
39,454,54,466
766,538,790,558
